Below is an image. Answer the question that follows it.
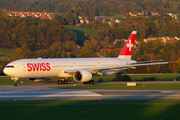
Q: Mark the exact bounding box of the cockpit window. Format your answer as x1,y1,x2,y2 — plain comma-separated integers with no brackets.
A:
6,66,14,68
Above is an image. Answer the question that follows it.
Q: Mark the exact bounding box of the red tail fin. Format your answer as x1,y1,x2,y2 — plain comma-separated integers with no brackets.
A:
118,31,137,60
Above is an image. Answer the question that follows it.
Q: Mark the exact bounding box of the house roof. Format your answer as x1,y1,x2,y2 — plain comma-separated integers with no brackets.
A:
9,12,53,19
165,40,178,43
9,13,14,17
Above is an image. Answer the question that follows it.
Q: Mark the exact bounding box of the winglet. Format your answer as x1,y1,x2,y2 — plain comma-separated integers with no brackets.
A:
118,31,137,60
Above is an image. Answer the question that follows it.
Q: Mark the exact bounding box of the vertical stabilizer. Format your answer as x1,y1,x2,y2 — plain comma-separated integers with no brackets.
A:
118,31,137,60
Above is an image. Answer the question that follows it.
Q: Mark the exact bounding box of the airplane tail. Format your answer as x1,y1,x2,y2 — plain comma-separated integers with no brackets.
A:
118,31,137,60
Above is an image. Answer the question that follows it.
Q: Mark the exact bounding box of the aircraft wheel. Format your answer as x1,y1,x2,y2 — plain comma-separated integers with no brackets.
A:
58,80,70,84
88,80,95,84
57,80,61,84
67,80,69,84
13,81,18,86
64,80,69,84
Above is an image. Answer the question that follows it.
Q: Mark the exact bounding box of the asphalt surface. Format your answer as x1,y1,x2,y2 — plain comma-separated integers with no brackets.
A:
0,82,180,101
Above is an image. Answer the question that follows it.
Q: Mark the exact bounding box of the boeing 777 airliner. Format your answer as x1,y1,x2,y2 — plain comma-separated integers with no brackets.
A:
3,31,169,86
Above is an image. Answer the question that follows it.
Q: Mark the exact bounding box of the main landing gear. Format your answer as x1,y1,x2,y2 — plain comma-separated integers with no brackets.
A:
57,79,69,84
83,80,95,84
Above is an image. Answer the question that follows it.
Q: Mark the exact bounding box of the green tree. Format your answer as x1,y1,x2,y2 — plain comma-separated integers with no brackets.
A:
104,6,110,16
114,41,124,48
10,48,30,61
65,9,75,25
159,23,168,37
177,14,180,22
0,9,8,20
78,40,96,58
76,7,82,16
94,6,100,16
85,6,89,16
89,12,95,21
176,58,180,72
168,21,178,37
91,39,100,52
154,20,160,36
53,11,66,25
78,47,96,58
63,41,78,53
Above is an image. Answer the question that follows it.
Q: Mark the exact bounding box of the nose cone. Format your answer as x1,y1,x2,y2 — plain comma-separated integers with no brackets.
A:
3,67,9,76
3,67,14,76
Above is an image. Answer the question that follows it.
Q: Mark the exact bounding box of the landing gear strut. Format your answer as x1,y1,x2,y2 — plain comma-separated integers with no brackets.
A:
83,80,95,84
57,79,69,84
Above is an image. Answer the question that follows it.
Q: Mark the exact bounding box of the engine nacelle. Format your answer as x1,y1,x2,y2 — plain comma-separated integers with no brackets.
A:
73,70,92,82
28,78,45,82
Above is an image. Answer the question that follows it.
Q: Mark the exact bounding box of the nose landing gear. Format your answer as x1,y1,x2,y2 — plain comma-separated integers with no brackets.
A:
11,77,19,86
13,81,18,86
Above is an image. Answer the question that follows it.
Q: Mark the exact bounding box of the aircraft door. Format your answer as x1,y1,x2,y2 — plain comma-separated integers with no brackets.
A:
22,63,26,72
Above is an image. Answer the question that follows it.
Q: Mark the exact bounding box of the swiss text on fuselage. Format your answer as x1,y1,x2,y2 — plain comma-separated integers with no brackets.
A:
27,63,51,71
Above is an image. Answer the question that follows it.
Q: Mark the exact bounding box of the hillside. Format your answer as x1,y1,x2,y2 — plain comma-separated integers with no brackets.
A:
0,49,13,59
64,26,96,46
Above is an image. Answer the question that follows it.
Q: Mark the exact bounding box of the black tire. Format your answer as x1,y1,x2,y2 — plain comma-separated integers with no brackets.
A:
64,81,67,84
57,80,61,84
67,80,69,84
13,82,18,86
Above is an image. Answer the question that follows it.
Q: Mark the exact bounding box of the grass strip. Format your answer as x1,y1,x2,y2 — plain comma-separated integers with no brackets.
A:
0,74,179,85
0,100,180,120
1,100,180,107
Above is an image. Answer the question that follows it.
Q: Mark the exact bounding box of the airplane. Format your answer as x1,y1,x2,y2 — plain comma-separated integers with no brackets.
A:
3,31,169,86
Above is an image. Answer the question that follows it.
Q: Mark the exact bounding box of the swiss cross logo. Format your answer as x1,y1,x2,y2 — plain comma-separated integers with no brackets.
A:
127,40,133,51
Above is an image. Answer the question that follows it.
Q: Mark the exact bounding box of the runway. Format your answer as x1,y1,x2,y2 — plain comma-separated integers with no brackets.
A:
0,83,180,100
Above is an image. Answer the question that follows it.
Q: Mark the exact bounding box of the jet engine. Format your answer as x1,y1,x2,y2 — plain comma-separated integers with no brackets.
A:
73,70,92,82
28,78,45,82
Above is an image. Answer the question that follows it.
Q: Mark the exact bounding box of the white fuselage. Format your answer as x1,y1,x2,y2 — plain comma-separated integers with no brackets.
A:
3,58,136,78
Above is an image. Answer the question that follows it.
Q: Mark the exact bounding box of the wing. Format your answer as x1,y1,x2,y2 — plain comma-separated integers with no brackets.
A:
134,59,163,64
64,61,170,74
